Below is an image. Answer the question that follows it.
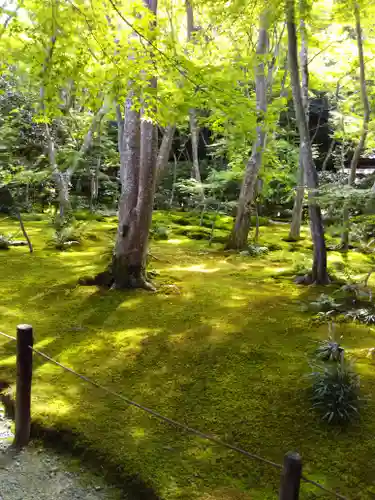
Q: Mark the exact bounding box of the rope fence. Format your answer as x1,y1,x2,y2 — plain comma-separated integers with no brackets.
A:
0,327,348,500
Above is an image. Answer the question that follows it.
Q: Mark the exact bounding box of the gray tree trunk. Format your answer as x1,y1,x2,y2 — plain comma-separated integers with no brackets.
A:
288,1,309,241
227,10,270,250
111,0,158,290
342,1,370,249
155,124,176,183
186,1,202,185
287,0,329,284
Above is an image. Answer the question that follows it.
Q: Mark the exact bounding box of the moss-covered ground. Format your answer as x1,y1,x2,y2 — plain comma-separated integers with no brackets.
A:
1,212,375,499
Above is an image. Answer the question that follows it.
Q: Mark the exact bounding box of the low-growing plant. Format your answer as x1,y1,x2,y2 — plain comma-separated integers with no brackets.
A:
151,225,170,241
0,234,11,250
345,308,375,324
310,360,361,424
240,244,269,257
292,256,312,276
309,293,341,313
51,221,86,250
315,335,344,362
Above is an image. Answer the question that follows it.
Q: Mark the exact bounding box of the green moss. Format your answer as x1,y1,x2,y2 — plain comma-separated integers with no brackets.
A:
0,215,374,500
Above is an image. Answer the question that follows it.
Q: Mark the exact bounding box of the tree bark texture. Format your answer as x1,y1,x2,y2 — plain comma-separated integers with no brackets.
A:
186,1,202,185
111,0,158,289
155,124,176,183
287,0,329,284
227,10,269,250
288,1,309,241
342,1,370,248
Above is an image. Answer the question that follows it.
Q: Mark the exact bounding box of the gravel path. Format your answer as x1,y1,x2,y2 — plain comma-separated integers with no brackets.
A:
0,406,122,500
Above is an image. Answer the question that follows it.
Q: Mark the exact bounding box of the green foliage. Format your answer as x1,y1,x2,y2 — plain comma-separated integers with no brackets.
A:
151,225,170,241
309,293,341,313
50,215,86,250
0,234,10,250
311,361,361,424
316,337,344,362
240,244,269,257
345,308,375,324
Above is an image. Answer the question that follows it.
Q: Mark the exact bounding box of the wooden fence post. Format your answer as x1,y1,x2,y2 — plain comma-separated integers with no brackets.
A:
13,324,33,448
279,452,302,500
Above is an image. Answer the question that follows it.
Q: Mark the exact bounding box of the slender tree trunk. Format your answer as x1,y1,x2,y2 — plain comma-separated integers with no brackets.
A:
1,187,33,253
189,110,202,183
287,0,329,284
155,124,175,183
288,1,309,241
169,153,178,207
91,145,101,212
227,10,270,250
186,1,202,185
342,1,370,249
14,209,33,253
111,0,158,290
322,139,336,171
289,159,305,240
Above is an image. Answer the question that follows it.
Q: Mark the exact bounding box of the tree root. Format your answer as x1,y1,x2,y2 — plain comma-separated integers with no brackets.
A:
294,273,331,286
79,270,156,291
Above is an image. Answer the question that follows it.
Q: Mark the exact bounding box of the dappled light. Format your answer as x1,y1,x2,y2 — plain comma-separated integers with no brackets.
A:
1,216,375,499
1,0,375,496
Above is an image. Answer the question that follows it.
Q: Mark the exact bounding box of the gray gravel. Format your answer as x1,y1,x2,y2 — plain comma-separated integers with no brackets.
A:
0,406,121,500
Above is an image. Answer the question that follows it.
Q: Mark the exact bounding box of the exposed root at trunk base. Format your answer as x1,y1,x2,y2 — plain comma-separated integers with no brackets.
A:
110,278,156,292
294,273,331,286
79,268,156,291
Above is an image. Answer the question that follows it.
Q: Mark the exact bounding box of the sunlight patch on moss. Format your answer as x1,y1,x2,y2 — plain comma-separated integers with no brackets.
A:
130,426,147,443
0,354,16,367
117,298,143,309
172,264,221,273
1,217,375,499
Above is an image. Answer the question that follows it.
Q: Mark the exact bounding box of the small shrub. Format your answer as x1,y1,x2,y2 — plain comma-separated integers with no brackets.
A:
309,293,341,313
345,308,375,324
152,225,170,241
51,220,86,250
241,244,269,257
316,337,344,362
311,361,361,424
0,234,10,250
292,257,312,276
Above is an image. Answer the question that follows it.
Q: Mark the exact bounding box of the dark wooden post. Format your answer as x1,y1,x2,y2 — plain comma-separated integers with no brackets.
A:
279,452,302,500
13,324,33,448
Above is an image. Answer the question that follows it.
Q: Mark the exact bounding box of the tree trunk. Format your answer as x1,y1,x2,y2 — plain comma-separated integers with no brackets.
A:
91,151,100,212
288,1,309,241
155,124,175,183
0,187,33,253
111,0,158,290
227,10,269,250
189,110,202,183
14,209,33,254
342,1,370,249
287,0,329,285
186,1,202,185
321,139,336,171
289,158,305,241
